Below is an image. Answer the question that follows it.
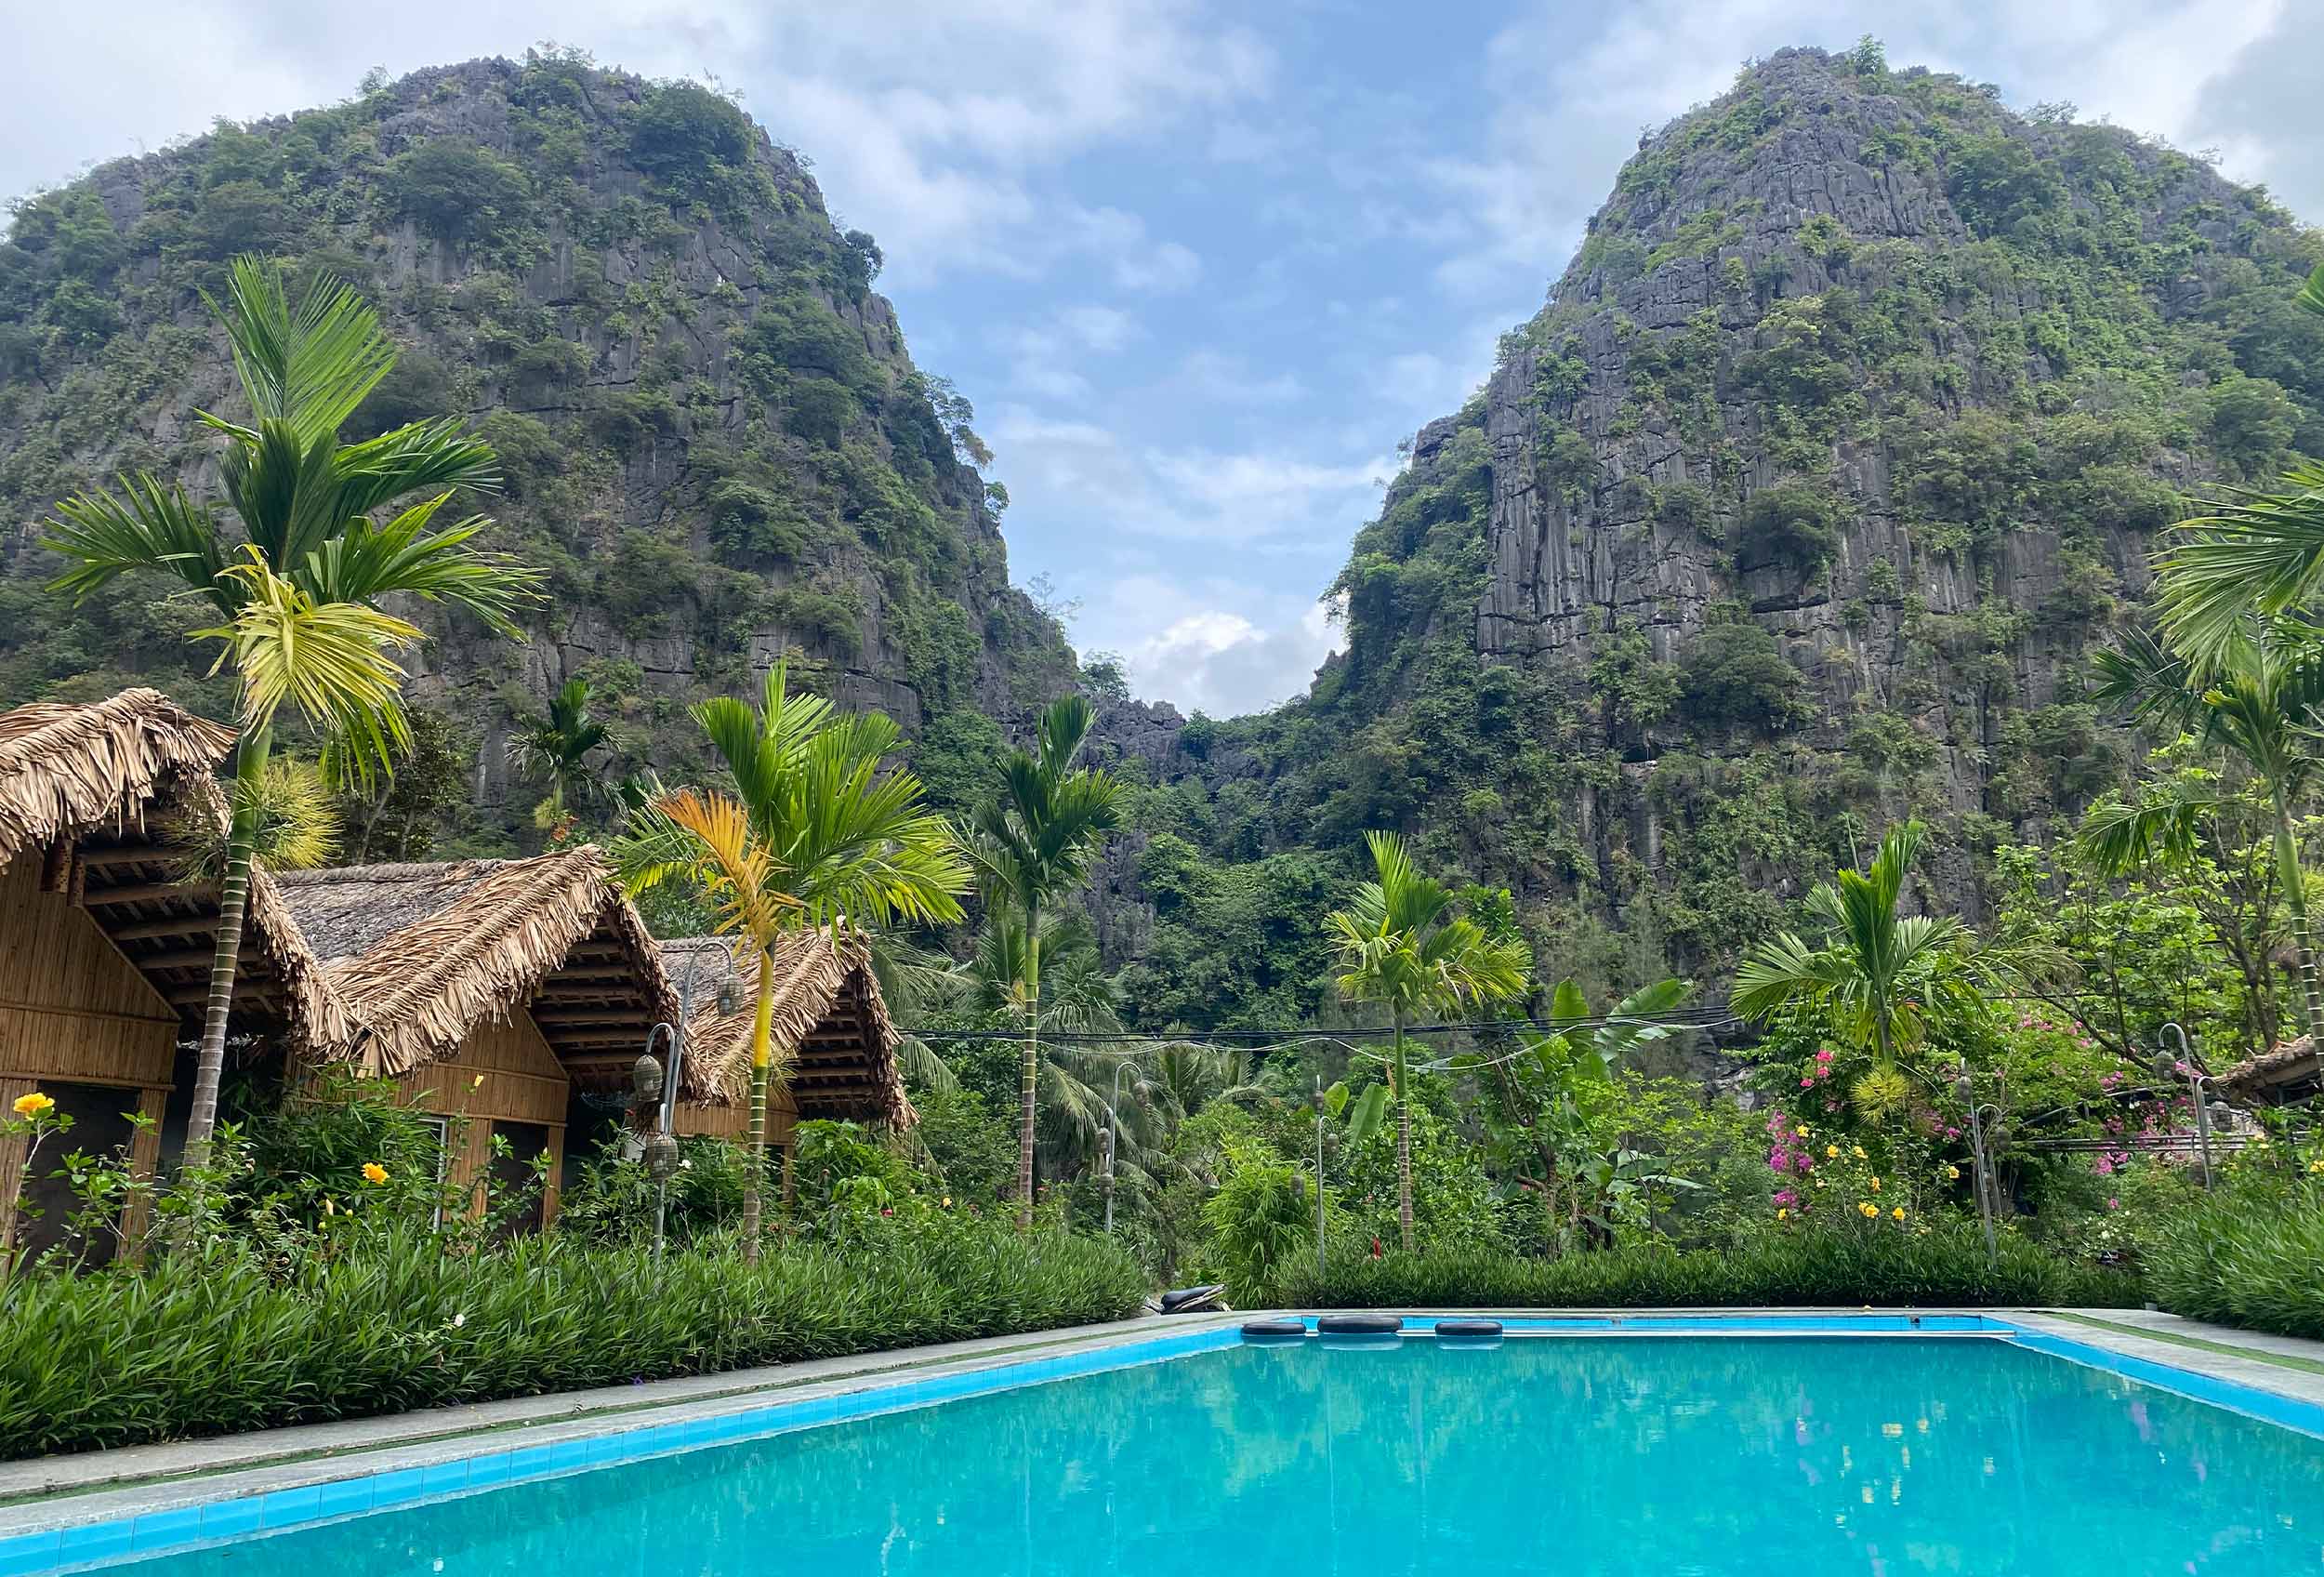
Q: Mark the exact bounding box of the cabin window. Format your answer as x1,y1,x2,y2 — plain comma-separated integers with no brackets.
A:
487,1120,554,1238
16,1082,139,1267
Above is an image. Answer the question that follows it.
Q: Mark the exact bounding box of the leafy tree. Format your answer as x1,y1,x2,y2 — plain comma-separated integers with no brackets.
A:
336,705,471,861
44,257,537,1173
1466,976,1692,1251
1734,821,2040,1115
507,676,612,827
1325,831,1530,1252
617,664,971,1259
964,696,1127,1226
2087,622,2324,1035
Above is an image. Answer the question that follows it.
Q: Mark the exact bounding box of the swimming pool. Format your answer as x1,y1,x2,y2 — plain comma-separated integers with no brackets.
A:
14,1319,2324,1575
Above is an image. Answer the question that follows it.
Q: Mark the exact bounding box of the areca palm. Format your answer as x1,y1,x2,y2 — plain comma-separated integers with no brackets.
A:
508,676,612,825
618,663,970,1259
1326,831,1530,1252
965,695,1127,1226
1735,821,2033,1112
2087,621,2324,1033
44,256,538,1172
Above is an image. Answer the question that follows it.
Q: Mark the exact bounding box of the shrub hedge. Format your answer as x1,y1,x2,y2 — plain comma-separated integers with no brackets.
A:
1283,1224,2146,1311
2145,1181,2324,1340
0,1219,1145,1459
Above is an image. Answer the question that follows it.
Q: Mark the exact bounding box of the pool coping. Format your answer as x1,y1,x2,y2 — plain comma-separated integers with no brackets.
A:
6,1305,2321,1574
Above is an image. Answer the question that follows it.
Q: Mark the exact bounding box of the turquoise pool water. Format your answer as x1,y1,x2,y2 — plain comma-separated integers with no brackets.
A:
71,1336,2324,1575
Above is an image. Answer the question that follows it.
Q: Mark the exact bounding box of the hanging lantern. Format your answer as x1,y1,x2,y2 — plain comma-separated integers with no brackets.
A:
643,1131,680,1182
631,1053,666,1104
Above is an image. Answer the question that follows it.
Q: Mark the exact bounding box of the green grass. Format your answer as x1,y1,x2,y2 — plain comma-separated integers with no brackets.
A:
2041,1309,2324,1381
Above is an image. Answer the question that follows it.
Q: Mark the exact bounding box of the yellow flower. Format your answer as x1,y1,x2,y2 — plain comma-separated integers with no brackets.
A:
1826,1145,1839,1159
1858,1200,1878,1218
1852,1146,1867,1160
362,1162,389,1185
470,1073,485,1091
1869,1176,1882,1191
11,1092,53,1119
1892,1206,1906,1221
942,1197,954,1208
1796,1124,1811,1137
2308,1160,2324,1176
1776,1208,1789,1220
1945,1164,1961,1181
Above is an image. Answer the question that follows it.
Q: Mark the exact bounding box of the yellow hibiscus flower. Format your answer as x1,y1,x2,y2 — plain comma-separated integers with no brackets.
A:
10,1092,53,1119
1858,1200,1878,1218
362,1162,390,1185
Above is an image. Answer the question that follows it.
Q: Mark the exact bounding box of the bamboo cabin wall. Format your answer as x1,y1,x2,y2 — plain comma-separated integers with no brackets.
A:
0,854,178,1261
0,855,178,1090
400,1010,569,1227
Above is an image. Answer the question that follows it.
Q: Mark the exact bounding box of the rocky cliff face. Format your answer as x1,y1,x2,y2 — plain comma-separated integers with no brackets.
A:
1133,46,2324,1015
0,53,1076,838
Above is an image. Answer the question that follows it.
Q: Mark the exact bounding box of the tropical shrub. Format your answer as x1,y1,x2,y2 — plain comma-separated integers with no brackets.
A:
2145,1174,2324,1340
0,1214,1145,1458
1284,1219,2144,1310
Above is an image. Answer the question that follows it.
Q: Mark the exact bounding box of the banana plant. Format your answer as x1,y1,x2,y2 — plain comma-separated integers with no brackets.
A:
1468,976,1692,1252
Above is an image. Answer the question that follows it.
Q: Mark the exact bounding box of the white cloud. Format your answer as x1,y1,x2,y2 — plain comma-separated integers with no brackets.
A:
1093,577,1340,715
991,404,1386,549
1,0,1253,291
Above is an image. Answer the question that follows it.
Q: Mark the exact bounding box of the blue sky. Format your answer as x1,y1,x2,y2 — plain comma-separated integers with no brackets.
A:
9,1,2323,714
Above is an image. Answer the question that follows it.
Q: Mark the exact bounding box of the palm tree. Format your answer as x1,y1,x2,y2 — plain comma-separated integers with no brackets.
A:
45,257,538,1172
1734,820,2037,1111
965,696,1126,1227
1325,831,1530,1252
508,676,611,827
619,664,970,1259
2087,622,2324,1035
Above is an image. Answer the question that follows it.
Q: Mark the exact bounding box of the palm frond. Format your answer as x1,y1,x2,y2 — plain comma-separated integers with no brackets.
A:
44,478,233,609
2154,458,2324,673
204,255,395,445
193,554,418,782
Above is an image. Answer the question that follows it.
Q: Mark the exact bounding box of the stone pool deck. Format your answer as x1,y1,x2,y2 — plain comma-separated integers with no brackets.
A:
5,1305,2319,1549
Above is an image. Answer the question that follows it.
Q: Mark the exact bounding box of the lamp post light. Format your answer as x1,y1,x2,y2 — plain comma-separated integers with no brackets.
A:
1314,1075,1327,1279
637,947,743,1260
2152,1022,2218,1187
1103,1058,1134,1235
1954,1067,2000,1268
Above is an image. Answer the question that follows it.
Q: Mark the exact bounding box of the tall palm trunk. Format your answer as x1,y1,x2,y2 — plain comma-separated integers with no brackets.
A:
1393,1010,1415,1254
1014,917,1042,1229
179,722,271,1177
2270,784,2324,1038
741,944,776,1265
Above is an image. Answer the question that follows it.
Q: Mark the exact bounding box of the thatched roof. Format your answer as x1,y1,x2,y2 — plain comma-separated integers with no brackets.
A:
2216,1036,2322,1106
0,688,235,866
658,929,914,1128
275,848,690,1091
0,691,352,1045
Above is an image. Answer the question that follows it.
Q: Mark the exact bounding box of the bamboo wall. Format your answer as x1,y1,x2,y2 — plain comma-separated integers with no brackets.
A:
675,1082,796,1144
404,1011,568,1227
0,855,178,1089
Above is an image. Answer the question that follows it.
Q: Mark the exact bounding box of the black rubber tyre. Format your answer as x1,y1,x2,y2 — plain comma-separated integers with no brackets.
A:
1240,1319,1307,1341
1314,1313,1404,1335
1433,1319,1504,1338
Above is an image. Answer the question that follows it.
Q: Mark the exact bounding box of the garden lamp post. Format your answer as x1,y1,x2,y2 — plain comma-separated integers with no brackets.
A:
1102,1058,1133,1235
1954,1067,2000,1268
639,948,741,1258
2152,1023,2216,1186
1314,1075,1327,1279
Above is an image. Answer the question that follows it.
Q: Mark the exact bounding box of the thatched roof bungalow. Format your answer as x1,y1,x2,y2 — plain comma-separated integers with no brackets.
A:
2215,1036,2321,1107
274,850,686,1227
657,930,914,1154
0,690,343,1260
